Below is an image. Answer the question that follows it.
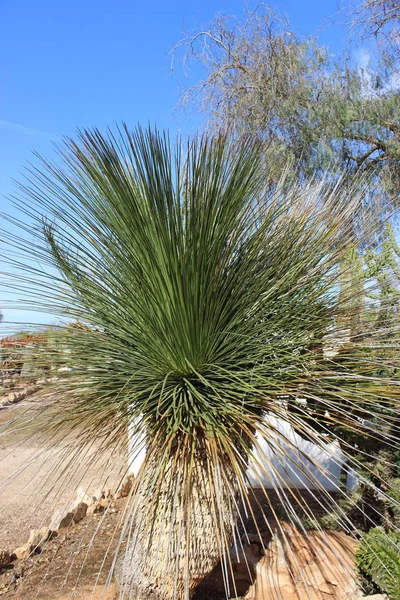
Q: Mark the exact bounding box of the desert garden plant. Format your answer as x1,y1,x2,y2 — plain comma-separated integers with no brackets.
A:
357,527,400,598
2,125,400,599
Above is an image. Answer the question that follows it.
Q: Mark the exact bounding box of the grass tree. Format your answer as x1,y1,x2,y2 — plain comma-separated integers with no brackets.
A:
2,125,400,599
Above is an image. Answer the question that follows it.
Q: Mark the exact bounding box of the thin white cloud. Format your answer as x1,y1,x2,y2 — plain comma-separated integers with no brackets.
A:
353,47,400,94
353,48,373,93
386,70,400,92
354,48,371,71
0,120,61,140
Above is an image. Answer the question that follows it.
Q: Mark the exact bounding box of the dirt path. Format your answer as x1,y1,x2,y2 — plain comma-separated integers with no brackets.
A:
0,397,127,551
0,497,125,599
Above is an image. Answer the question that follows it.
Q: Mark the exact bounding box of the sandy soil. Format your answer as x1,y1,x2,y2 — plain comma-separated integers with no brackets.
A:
0,498,125,599
0,396,127,551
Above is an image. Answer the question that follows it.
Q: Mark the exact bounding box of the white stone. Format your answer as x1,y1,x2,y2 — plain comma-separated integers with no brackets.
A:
27,527,52,548
13,543,33,560
75,487,96,505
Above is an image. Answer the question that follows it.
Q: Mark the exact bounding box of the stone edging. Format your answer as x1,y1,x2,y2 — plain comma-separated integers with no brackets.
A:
0,377,59,409
0,474,134,569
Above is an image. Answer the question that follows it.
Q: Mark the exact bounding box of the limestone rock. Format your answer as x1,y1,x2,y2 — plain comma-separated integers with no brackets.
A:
0,551,12,566
115,474,134,499
75,487,96,506
87,502,105,516
51,499,88,529
71,501,88,523
13,543,33,560
51,510,74,530
27,527,54,549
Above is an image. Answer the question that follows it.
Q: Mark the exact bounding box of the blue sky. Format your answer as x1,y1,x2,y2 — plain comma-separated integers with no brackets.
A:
0,0,348,331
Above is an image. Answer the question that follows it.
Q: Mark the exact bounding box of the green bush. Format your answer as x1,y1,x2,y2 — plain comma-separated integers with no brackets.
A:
386,478,400,529
356,527,400,599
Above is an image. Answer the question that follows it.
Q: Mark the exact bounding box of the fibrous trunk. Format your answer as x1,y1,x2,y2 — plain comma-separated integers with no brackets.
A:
117,436,241,600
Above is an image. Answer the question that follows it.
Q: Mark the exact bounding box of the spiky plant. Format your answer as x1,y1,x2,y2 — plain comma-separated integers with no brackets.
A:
2,126,400,599
356,527,400,598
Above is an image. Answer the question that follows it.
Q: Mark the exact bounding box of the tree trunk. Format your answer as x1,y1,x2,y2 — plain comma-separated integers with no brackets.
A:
116,438,241,600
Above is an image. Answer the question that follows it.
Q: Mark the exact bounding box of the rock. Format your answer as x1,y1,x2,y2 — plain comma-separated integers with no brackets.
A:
98,497,111,509
51,500,88,529
0,551,12,566
51,510,74,530
75,487,96,506
13,543,33,560
115,474,134,499
58,512,75,528
71,501,88,523
87,502,105,516
27,527,54,549
95,488,113,501
243,525,360,600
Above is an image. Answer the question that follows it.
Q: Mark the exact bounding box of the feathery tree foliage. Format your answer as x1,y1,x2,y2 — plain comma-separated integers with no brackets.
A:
2,125,400,599
365,221,400,333
351,0,400,62
174,5,400,200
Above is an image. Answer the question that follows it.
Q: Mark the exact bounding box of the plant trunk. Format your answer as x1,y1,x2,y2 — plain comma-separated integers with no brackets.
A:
116,439,240,600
